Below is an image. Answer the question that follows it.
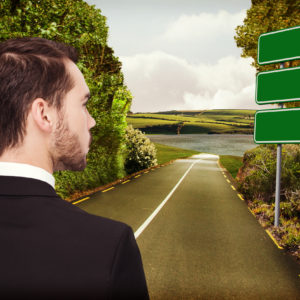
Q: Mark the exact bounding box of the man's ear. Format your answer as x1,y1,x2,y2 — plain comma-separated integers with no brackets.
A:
30,98,54,133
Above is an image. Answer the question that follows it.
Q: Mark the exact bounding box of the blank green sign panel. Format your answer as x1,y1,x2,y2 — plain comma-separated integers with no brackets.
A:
254,108,300,144
258,26,300,65
256,67,300,104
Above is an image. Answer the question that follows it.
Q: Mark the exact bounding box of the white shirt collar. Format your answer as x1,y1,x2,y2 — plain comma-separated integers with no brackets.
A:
0,162,55,189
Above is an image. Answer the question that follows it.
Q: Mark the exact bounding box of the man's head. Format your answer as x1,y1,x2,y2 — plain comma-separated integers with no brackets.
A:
0,37,96,173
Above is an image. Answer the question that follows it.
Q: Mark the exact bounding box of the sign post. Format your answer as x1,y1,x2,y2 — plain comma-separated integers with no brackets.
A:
275,135,282,227
255,26,300,227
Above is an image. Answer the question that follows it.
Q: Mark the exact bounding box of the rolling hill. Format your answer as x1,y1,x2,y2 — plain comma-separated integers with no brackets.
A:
126,109,255,134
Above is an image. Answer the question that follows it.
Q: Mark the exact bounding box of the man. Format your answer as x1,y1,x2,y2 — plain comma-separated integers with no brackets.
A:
0,37,149,299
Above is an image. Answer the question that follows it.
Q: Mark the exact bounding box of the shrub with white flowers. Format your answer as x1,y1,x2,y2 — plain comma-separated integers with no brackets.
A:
124,125,158,174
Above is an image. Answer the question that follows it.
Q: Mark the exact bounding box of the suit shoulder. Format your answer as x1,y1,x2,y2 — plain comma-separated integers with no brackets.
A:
50,196,132,238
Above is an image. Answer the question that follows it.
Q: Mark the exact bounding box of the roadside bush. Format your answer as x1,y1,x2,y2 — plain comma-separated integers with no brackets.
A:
237,145,300,255
282,189,300,219
123,125,157,174
278,217,300,249
236,144,300,203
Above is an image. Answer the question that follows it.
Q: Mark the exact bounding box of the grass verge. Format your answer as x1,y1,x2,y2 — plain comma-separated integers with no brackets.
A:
154,142,200,165
219,155,243,178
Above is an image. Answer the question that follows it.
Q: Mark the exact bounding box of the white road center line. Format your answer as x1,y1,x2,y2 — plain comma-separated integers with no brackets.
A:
134,161,197,239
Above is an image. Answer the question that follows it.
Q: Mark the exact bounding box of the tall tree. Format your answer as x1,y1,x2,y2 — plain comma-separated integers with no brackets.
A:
235,0,300,108
0,0,133,199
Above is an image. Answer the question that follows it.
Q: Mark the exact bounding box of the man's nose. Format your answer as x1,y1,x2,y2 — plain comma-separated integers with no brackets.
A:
89,113,96,129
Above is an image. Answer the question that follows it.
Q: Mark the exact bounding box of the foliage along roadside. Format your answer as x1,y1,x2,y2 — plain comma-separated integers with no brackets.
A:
0,0,132,199
219,151,300,261
234,0,300,260
236,145,300,261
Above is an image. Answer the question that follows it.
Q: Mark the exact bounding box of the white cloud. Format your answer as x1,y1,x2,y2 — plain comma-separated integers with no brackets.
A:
162,10,245,42
182,85,256,110
120,51,261,113
153,9,247,63
117,9,268,113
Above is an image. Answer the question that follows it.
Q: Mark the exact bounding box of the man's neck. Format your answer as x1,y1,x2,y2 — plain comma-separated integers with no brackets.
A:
0,150,53,174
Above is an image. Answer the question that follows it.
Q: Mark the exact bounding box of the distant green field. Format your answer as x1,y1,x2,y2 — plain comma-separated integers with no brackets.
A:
127,109,255,134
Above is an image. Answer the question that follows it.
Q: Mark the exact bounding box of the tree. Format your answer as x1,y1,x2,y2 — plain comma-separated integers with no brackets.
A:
234,0,300,108
0,0,133,199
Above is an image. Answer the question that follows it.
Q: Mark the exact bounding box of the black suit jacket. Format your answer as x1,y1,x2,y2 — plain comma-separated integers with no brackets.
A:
0,176,149,300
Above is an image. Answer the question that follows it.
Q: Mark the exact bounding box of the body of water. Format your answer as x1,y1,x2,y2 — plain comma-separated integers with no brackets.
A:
147,134,257,157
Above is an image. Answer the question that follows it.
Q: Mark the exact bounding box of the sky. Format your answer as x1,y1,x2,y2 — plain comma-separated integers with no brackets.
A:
85,0,269,113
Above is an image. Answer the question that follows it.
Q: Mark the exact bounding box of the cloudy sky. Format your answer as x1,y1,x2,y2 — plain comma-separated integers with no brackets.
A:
86,0,266,113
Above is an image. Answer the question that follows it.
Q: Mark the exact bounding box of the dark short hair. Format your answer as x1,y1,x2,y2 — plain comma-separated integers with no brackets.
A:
0,37,79,156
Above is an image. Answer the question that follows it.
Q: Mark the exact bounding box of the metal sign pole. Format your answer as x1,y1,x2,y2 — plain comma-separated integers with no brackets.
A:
274,62,284,227
274,140,282,227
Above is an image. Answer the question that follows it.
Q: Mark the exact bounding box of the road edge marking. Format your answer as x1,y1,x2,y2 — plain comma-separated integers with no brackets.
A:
238,194,244,201
134,161,197,239
72,197,90,205
102,187,114,193
248,207,256,218
266,229,284,250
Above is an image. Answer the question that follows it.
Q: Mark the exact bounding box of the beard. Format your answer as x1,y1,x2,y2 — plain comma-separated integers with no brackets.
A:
50,111,90,172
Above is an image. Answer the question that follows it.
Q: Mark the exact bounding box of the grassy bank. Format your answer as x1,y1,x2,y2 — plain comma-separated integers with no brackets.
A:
219,155,243,178
154,142,200,165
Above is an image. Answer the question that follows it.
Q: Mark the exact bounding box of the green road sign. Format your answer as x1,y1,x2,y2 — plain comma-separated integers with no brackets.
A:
256,66,300,104
254,108,300,144
258,25,300,65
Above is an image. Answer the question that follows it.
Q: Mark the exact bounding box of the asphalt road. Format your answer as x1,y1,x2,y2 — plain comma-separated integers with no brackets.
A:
75,154,300,299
